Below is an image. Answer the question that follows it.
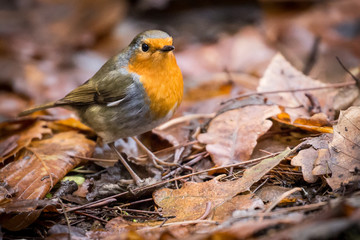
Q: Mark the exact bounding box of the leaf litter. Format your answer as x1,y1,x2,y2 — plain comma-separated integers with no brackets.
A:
2,52,360,239
2,2,360,238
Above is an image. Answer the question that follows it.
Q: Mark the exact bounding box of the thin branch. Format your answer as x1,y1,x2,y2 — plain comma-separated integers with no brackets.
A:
336,56,360,88
221,81,356,105
59,198,72,240
264,187,303,213
157,113,216,130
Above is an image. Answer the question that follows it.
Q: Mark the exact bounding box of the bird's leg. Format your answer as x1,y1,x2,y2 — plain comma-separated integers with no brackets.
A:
132,136,178,169
108,142,144,186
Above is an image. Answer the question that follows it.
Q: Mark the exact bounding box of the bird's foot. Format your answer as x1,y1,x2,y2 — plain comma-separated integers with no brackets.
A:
146,151,178,170
132,137,178,170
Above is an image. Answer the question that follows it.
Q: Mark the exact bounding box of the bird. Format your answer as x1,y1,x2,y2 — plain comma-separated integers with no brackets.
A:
19,30,183,186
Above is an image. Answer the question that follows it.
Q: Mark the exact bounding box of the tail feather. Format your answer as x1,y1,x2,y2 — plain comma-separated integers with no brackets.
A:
19,101,61,117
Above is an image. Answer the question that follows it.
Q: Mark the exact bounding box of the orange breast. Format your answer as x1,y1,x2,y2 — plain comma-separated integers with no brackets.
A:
127,51,183,119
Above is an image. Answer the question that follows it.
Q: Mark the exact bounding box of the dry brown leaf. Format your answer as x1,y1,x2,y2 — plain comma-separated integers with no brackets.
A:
213,193,264,221
293,107,360,190
273,112,333,134
152,121,194,164
48,117,94,133
153,180,261,222
197,105,280,165
257,54,337,120
292,148,320,183
291,134,332,184
0,131,95,201
315,107,360,190
0,120,52,162
153,149,290,222
0,199,58,231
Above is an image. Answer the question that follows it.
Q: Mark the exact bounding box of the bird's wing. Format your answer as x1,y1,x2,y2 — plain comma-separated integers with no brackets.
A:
58,70,134,106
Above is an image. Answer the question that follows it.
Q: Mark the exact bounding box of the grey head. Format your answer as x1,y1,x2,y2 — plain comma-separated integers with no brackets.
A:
131,30,172,45
115,30,174,67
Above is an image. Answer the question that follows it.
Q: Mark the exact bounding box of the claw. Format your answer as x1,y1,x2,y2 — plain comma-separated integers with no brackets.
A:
132,137,178,169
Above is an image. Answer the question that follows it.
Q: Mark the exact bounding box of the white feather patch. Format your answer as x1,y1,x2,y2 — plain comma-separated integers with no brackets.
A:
107,99,124,107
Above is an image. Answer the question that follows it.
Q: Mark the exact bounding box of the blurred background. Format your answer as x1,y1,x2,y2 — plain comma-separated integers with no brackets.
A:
0,0,359,120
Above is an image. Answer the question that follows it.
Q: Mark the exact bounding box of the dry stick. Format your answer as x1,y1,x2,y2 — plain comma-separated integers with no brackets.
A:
162,153,206,179
221,81,356,105
58,198,72,240
221,201,327,223
157,113,216,130
74,210,108,223
138,220,218,231
117,197,153,208
116,208,163,216
83,198,117,208
336,56,360,87
197,202,212,220
65,152,280,213
263,201,327,216
253,177,269,194
265,187,303,213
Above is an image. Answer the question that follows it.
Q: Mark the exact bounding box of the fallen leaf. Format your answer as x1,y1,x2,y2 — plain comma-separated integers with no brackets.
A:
291,134,332,183
0,120,52,162
153,149,290,222
213,193,264,221
292,148,320,183
293,107,360,190
317,107,360,190
198,105,280,165
153,121,194,164
48,117,94,133
0,131,95,201
0,199,58,231
273,112,333,134
257,54,337,120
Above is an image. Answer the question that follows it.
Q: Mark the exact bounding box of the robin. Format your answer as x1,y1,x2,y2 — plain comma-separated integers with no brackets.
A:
20,30,183,186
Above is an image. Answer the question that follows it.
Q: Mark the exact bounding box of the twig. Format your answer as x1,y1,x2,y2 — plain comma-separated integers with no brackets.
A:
157,113,216,130
221,201,327,222
58,198,72,240
74,210,108,223
336,56,360,88
117,198,153,208
197,202,212,220
116,208,163,216
77,198,117,209
221,81,356,105
138,220,219,231
253,177,269,194
264,187,303,213
162,153,206,179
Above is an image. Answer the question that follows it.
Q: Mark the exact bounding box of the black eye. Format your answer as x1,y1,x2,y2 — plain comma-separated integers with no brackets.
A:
141,43,149,52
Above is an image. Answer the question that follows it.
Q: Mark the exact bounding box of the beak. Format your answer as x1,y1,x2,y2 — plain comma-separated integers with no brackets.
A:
160,45,175,52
